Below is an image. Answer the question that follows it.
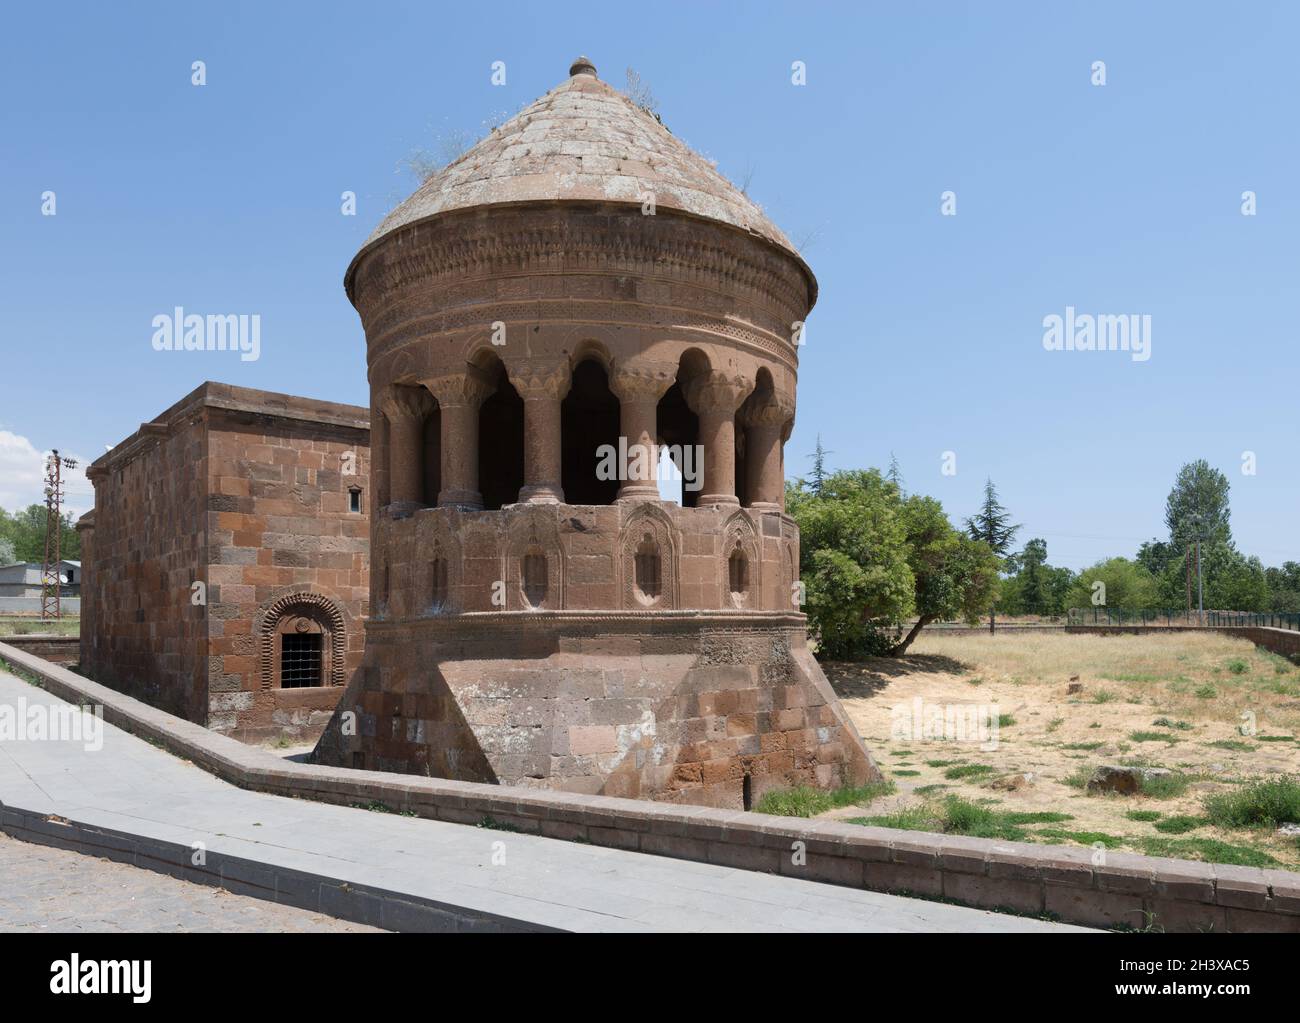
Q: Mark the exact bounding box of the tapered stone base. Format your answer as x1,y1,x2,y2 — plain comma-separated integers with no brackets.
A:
312,612,880,809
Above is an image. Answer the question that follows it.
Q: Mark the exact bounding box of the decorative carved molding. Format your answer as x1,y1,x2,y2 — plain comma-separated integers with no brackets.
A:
506,359,572,401
378,384,433,421
741,390,795,428
608,361,678,404
257,592,347,689
619,504,679,610
351,209,811,331
720,511,762,610
422,369,495,409
684,372,754,416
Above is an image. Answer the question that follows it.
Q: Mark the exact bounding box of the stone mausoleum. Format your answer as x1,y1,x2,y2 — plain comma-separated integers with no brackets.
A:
313,58,878,807
80,383,371,742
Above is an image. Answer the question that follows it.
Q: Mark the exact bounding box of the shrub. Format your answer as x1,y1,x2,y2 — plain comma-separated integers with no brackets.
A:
1204,776,1300,828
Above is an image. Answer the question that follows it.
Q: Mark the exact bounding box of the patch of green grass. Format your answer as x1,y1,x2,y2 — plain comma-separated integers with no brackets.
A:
1256,734,1295,742
1091,689,1118,704
1194,684,1218,699
1225,658,1250,675
1204,775,1300,829
996,713,1015,728
1089,721,1102,729
1125,810,1162,822
849,805,937,831
892,769,921,777
924,759,962,768
1046,717,1065,733
1102,673,1164,684
1037,828,1125,848
1062,741,1105,751
1141,772,1195,800
1129,730,1181,744
1206,739,1257,752
1153,815,1204,834
914,783,949,795
1152,717,1193,731
1063,765,1095,790
754,780,896,818
1139,836,1278,868
943,763,996,781
967,676,984,686
1002,811,1073,825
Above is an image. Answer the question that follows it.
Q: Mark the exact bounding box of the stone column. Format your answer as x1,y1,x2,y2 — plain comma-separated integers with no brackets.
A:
609,361,676,502
423,369,494,510
507,359,571,504
742,391,795,511
378,385,433,514
684,372,753,508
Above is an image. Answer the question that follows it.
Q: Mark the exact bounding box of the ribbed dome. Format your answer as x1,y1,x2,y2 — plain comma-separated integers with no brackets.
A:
348,58,809,287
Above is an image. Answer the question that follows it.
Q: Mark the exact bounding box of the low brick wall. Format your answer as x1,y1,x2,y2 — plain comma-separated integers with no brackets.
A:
2,640,1297,932
0,636,79,665
1066,624,1300,661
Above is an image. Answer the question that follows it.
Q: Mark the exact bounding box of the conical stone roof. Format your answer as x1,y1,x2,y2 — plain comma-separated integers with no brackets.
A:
348,57,809,292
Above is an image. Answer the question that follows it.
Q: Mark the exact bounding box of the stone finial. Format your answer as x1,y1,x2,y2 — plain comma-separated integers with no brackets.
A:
569,55,597,78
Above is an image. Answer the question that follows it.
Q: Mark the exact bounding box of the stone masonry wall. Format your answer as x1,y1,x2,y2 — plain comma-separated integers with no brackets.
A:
205,406,370,741
83,414,209,721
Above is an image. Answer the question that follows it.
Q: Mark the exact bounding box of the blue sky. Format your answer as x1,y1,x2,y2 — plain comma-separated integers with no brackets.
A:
1,1,1296,569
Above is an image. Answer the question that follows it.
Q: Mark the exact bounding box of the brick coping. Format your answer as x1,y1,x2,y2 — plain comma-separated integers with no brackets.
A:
1,640,1297,932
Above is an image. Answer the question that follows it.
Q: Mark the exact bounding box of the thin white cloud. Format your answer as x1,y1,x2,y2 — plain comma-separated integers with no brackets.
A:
0,430,94,518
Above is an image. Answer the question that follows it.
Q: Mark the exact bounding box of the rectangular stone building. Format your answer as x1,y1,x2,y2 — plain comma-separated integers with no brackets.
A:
80,382,370,742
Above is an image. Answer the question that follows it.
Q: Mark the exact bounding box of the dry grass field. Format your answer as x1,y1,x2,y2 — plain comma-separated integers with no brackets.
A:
817,631,1300,869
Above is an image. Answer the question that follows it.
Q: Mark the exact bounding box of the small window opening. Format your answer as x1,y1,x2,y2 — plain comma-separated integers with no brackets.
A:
349,487,362,513
634,534,661,603
430,557,448,610
281,632,323,688
522,551,548,609
728,547,749,603
742,773,753,811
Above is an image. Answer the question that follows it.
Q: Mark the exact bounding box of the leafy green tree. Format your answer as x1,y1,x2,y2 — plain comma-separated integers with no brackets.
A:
787,470,913,658
1000,537,1074,616
890,495,1000,654
0,505,80,563
1067,557,1159,612
965,478,1019,631
1265,563,1300,613
807,436,832,496
1165,459,1232,550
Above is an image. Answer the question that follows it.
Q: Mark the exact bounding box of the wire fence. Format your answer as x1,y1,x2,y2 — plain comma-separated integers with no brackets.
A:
1066,607,1300,630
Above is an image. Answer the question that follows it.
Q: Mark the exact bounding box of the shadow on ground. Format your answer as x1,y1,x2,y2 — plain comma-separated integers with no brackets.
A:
823,653,970,699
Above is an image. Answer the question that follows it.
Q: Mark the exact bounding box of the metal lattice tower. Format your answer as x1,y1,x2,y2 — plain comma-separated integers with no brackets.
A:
40,449,77,620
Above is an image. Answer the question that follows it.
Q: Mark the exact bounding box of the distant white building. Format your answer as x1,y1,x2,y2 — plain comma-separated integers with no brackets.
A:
0,561,81,598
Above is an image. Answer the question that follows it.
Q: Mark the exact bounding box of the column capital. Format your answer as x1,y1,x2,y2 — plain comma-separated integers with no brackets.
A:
378,384,434,422
684,372,753,416
506,359,571,401
422,369,495,409
741,389,795,428
609,360,677,404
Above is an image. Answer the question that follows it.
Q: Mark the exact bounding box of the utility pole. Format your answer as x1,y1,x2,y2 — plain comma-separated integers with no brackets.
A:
40,449,77,620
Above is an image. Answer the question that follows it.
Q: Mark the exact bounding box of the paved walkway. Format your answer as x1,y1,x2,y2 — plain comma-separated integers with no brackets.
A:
0,832,379,932
0,670,1089,932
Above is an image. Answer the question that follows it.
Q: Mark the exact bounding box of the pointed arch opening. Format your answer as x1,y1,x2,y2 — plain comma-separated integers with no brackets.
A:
657,349,710,509
561,358,620,505
476,354,525,511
